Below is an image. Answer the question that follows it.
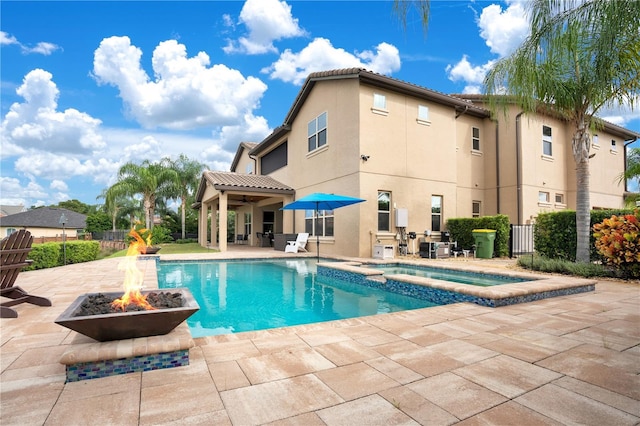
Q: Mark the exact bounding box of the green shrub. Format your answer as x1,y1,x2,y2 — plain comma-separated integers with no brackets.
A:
175,238,197,244
25,242,61,270
516,255,618,278
447,214,510,257
534,209,634,262
149,225,174,244
62,240,100,265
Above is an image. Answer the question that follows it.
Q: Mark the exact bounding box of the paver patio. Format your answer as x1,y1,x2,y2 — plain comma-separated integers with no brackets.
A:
1,247,638,425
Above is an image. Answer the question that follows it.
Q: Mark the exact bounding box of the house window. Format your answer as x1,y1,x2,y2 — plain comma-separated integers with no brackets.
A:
472,201,481,218
261,141,287,174
431,195,442,232
305,209,334,237
611,139,617,152
263,211,274,234
418,105,429,121
555,193,565,204
542,126,552,156
472,127,480,151
592,134,599,147
6,228,16,236
377,191,391,232
539,191,550,203
308,112,327,152
373,93,386,110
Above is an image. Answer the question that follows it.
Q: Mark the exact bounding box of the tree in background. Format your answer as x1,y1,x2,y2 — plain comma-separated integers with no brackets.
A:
106,160,179,230
484,0,640,263
619,147,640,208
166,154,208,239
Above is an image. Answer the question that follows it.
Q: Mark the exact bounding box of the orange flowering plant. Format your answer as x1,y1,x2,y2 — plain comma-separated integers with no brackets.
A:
592,210,640,278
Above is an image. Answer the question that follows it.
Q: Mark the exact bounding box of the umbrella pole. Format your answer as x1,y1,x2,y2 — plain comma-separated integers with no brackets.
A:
315,207,320,261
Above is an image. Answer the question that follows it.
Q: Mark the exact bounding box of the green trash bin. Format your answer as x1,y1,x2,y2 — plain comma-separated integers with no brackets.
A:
472,229,496,259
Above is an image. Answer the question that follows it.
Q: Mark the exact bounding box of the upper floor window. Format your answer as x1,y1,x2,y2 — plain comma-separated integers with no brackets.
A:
261,141,287,174
472,201,481,218
539,191,550,203
418,105,429,122
431,195,442,232
305,209,334,237
308,112,327,152
377,191,391,232
592,134,599,147
542,125,553,156
611,139,617,152
555,193,565,204
472,127,480,151
373,93,387,110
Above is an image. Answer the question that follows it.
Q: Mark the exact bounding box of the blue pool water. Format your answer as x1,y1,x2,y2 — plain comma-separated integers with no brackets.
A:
157,259,437,337
367,264,529,287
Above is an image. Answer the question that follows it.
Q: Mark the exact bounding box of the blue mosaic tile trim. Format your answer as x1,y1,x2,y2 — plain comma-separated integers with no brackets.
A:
317,265,595,308
65,349,189,382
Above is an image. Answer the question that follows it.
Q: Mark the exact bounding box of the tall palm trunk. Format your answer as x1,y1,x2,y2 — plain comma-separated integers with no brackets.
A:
181,195,187,239
573,120,591,263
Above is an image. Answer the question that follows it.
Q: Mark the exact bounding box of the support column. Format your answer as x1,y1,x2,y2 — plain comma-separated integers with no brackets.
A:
199,203,208,247
211,202,217,249
219,192,228,252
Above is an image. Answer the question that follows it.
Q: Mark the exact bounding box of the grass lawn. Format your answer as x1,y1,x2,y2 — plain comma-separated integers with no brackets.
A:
104,243,216,258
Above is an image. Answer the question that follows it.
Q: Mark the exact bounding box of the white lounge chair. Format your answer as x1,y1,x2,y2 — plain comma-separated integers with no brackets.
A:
285,233,309,253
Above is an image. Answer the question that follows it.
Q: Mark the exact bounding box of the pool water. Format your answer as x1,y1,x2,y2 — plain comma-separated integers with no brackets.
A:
367,264,529,287
157,259,437,337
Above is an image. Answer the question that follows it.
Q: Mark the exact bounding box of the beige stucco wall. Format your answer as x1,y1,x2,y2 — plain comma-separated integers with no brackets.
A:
1,226,77,239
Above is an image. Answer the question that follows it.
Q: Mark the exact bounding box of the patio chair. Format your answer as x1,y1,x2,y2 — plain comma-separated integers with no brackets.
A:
1,230,52,318
285,233,309,253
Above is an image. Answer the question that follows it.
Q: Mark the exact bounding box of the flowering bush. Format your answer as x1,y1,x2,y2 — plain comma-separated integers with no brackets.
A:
593,210,640,278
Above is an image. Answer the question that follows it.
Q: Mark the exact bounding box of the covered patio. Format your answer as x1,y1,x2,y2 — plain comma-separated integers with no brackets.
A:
193,171,295,252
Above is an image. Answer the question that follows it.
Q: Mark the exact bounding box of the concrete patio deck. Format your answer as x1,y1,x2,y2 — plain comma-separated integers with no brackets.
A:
1,247,639,425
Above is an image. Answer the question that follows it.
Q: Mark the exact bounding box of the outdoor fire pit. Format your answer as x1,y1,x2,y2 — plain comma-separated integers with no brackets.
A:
55,288,199,342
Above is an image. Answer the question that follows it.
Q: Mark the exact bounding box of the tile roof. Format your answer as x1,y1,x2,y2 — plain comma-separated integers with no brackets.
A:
0,207,87,229
200,171,294,196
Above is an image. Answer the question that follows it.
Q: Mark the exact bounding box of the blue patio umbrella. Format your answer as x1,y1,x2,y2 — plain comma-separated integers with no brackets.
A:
281,193,366,260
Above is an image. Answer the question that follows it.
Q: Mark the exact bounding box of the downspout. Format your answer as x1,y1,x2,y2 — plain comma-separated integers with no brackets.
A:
623,137,638,193
494,119,500,214
515,112,524,225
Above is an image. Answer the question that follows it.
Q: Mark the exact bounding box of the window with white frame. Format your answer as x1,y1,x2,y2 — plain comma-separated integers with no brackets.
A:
244,213,252,237
542,125,553,156
377,191,391,232
611,139,617,152
418,105,429,122
373,93,387,110
6,228,16,237
555,193,565,204
305,209,334,237
431,195,442,232
307,112,327,152
592,134,599,147
472,201,481,218
539,191,550,203
472,127,480,151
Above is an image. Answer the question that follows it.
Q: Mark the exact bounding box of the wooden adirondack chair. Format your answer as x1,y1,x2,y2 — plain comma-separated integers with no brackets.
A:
1,230,51,318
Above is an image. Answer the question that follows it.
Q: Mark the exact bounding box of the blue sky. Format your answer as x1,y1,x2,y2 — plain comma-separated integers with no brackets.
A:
2,0,638,209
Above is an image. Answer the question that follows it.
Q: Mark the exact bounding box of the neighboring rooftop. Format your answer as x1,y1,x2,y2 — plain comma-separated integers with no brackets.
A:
0,207,87,229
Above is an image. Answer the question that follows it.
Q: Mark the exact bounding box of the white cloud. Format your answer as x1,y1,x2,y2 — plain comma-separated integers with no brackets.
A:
50,179,68,192
478,1,529,57
0,176,48,206
1,69,106,156
223,0,306,54
92,36,269,131
263,38,401,85
446,55,495,84
0,31,61,55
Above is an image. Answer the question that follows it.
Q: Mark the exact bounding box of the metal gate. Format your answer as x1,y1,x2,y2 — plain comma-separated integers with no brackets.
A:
510,224,534,257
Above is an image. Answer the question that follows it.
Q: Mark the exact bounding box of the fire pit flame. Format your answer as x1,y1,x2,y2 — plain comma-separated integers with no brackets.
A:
111,227,156,312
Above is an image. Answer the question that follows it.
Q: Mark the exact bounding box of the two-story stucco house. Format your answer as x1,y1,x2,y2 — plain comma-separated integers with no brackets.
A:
194,68,639,258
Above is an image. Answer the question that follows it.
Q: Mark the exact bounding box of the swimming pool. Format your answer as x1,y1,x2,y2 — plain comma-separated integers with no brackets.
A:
157,259,437,337
366,263,529,286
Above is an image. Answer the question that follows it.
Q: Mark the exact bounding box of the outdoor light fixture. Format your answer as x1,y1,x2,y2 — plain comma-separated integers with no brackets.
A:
59,213,68,265
360,154,370,161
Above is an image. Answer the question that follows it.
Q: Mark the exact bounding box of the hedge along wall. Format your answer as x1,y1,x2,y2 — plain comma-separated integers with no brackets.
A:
25,240,100,270
534,209,634,262
446,214,510,257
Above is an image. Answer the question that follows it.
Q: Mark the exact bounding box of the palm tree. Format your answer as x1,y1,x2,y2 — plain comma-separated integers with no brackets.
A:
166,154,208,239
484,0,640,262
107,160,179,230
